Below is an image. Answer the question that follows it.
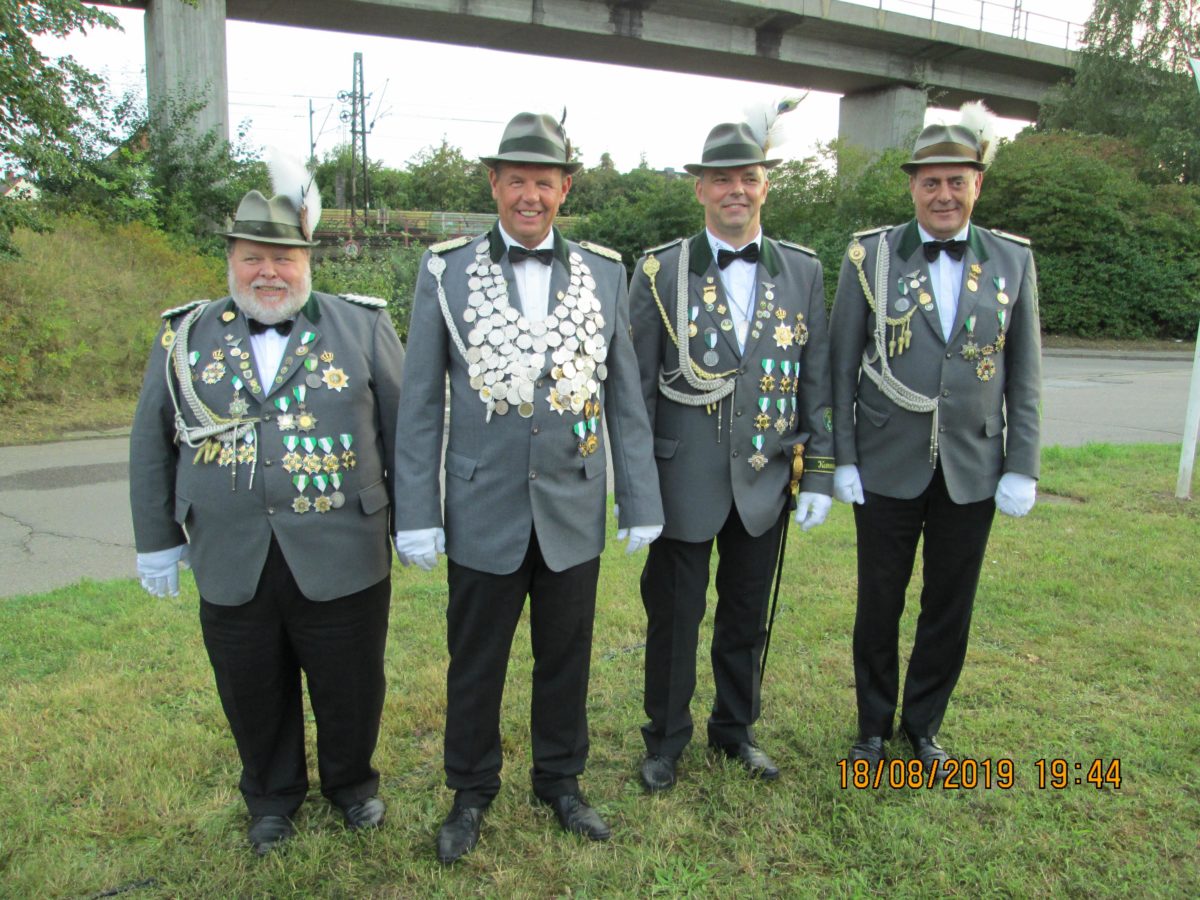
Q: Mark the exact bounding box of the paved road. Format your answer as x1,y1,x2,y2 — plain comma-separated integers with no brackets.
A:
1,351,1196,599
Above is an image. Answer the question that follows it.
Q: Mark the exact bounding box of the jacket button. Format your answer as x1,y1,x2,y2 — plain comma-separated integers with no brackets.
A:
529,471,537,480
945,351,952,359
536,380,544,389
267,507,276,515
261,414,272,422
735,410,743,417
732,450,739,458
942,389,950,397
531,426,540,434
263,458,273,466
938,426,946,433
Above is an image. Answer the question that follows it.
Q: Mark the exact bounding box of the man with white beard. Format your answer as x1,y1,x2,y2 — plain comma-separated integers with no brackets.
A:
129,175,404,854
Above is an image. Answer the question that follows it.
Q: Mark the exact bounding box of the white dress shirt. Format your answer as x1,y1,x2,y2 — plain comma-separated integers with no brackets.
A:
249,326,290,386
917,222,969,342
707,228,762,352
497,224,554,322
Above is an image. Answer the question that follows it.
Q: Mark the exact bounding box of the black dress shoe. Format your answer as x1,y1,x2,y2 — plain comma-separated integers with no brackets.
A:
341,796,385,831
710,741,780,780
248,815,294,855
436,802,486,864
849,736,886,764
640,754,677,793
541,793,611,841
905,733,950,781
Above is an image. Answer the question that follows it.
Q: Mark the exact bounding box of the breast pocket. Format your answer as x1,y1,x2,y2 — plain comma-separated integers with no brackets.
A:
445,449,477,481
856,396,890,428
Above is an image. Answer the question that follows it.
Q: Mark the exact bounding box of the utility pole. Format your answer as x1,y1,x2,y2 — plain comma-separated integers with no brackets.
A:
338,52,372,228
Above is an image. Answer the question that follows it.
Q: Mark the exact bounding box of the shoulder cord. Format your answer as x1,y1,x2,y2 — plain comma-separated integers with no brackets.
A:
426,253,472,365
166,306,259,487
852,239,940,466
644,243,738,408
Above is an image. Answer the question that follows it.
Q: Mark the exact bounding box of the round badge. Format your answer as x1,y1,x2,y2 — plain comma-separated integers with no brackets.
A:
703,350,720,367
330,491,345,509
306,374,322,388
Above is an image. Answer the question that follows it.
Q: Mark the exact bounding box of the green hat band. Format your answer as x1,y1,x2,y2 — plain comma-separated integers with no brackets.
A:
911,140,980,164
497,134,564,159
230,219,307,242
703,141,766,164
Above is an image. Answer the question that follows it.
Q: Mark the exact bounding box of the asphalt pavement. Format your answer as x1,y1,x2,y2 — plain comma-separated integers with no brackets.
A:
1,350,1196,599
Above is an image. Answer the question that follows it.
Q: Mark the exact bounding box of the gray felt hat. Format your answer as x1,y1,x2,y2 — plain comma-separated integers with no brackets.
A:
480,112,582,174
901,123,989,174
684,122,782,176
220,190,319,247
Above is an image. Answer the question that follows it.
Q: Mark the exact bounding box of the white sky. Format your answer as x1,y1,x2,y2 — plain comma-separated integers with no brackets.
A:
42,0,1094,173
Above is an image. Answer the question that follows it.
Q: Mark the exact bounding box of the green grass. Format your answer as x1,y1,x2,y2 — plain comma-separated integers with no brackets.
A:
1,444,1197,898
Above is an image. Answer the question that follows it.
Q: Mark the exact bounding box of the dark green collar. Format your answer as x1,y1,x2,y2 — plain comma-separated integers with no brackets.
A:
896,219,989,264
688,232,780,277
223,293,321,325
488,222,570,266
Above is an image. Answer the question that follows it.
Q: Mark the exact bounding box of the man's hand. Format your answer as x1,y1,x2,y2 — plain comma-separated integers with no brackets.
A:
393,527,446,571
834,465,865,505
995,473,1036,517
136,544,189,597
617,524,662,554
794,493,832,532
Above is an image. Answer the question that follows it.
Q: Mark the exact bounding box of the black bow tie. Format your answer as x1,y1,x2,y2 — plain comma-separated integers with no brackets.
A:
717,243,760,270
508,245,554,266
247,318,294,336
923,239,967,262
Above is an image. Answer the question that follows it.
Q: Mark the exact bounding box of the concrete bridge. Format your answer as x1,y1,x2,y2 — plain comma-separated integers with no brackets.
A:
105,0,1075,156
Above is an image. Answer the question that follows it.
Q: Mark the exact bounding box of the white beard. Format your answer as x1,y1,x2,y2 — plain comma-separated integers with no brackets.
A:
228,267,312,324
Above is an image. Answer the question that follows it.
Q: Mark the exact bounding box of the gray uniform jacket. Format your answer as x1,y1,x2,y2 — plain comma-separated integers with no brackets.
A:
628,233,835,543
130,291,404,604
393,224,663,575
829,219,1042,503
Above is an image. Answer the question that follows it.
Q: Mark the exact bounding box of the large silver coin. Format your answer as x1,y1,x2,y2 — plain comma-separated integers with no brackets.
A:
468,330,485,347
570,252,582,263
518,380,535,403
564,336,580,352
468,276,483,291
505,324,519,341
487,330,504,346
518,401,535,418
463,308,477,323
530,320,547,337
465,346,482,364
545,331,562,347
330,491,346,509
703,350,720,367
582,275,596,291
504,306,519,322
596,363,608,380
494,399,509,416
516,333,533,350
560,320,576,337
469,375,484,390
563,360,577,379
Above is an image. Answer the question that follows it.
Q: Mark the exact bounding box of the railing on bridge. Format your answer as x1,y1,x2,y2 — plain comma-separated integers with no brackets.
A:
849,0,1085,50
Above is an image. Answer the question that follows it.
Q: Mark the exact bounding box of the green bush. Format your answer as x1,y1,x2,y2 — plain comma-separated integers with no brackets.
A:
980,132,1200,338
0,214,225,405
311,243,425,340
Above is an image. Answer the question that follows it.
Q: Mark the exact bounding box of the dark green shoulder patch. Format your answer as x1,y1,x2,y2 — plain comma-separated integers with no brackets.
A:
430,235,473,254
990,228,1031,247
778,239,818,257
160,298,210,320
852,225,893,239
643,236,683,256
578,240,622,262
339,293,388,309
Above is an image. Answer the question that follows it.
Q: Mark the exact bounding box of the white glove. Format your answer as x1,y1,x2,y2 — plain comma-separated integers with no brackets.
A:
136,544,189,597
995,472,1036,517
617,524,662,554
834,465,865,505
794,492,832,532
393,527,445,571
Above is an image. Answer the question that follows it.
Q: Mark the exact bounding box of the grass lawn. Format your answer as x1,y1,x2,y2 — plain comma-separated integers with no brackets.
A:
0,444,1197,897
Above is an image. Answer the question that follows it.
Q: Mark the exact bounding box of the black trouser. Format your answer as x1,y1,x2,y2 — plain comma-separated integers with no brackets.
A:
640,505,786,759
199,537,390,817
852,465,995,740
443,530,599,807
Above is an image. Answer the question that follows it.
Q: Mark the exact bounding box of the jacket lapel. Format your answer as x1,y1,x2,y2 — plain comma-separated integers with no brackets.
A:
946,224,990,343
263,295,323,401
895,220,945,345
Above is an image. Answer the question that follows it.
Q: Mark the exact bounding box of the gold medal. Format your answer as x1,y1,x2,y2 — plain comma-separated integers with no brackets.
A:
967,279,979,292
918,291,933,306
716,304,727,315
160,328,175,348
292,496,311,514
688,322,698,338
222,310,236,323
773,324,795,349
997,292,1010,305
754,413,771,431
748,451,769,471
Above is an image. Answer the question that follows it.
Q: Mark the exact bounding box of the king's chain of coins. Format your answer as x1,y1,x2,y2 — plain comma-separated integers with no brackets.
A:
462,245,609,418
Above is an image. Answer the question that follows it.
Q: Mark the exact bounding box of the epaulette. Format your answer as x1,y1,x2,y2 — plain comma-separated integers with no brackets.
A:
429,235,473,254
990,228,1031,247
643,236,683,255
778,239,819,258
578,240,622,263
853,225,893,239
339,292,388,309
160,298,210,320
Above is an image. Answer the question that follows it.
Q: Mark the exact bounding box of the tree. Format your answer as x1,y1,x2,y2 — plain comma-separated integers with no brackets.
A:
402,139,492,212
0,0,120,254
1039,0,1200,183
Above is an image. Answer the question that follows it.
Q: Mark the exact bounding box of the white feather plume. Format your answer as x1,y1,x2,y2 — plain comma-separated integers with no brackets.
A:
267,148,322,241
958,101,997,168
742,93,810,155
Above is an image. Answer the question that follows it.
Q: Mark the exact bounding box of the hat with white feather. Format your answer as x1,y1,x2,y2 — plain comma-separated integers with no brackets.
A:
221,150,322,247
901,101,997,174
684,94,808,175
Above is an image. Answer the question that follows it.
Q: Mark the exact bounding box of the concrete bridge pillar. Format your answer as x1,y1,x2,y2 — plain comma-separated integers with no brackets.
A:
838,85,927,156
144,0,229,141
